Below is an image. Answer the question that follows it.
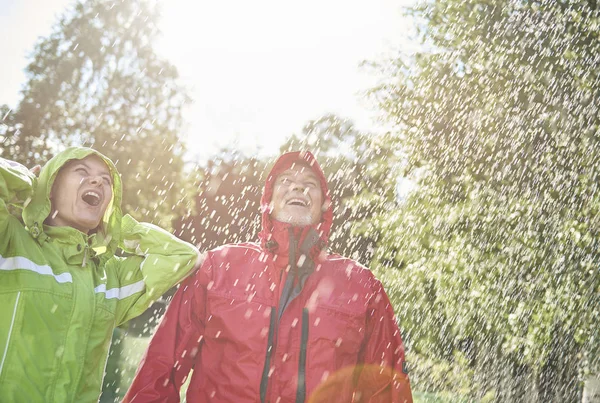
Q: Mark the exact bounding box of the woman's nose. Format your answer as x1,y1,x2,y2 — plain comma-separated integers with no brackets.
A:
89,175,101,185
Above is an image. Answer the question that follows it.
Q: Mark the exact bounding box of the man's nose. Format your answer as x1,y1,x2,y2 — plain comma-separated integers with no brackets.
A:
291,181,305,191
291,183,310,195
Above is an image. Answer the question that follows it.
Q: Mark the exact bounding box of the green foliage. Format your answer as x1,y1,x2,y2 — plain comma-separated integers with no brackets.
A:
366,0,600,401
100,329,150,402
0,0,191,227
281,113,361,157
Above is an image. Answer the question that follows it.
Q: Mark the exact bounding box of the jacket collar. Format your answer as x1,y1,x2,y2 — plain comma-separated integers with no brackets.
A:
43,224,98,266
265,220,326,265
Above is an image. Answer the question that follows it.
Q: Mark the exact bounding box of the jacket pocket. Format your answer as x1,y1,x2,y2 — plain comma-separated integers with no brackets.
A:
0,291,21,380
308,305,365,373
205,292,271,343
0,290,72,401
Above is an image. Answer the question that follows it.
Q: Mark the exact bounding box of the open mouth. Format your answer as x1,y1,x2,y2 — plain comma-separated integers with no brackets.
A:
82,191,102,207
287,198,309,207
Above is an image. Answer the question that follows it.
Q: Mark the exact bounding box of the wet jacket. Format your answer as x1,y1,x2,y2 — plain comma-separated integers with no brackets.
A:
0,147,199,402
124,151,412,402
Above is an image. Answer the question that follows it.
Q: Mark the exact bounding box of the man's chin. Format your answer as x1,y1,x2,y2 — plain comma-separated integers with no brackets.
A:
273,213,313,227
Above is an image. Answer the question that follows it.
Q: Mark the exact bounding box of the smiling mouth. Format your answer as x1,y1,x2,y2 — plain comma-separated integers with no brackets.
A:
82,191,102,207
287,198,309,207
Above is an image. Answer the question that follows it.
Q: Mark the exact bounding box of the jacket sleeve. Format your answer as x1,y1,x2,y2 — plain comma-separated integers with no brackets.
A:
0,158,36,227
355,280,413,403
122,253,211,403
110,214,202,326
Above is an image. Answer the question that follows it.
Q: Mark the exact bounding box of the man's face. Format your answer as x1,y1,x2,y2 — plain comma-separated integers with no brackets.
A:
48,155,113,234
271,163,323,227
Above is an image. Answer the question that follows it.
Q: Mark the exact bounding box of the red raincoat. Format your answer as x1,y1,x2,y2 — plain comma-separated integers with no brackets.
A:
124,151,412,403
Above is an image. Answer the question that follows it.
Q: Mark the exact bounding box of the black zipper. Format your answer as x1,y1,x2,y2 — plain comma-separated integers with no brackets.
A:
260,306,277,403
261,229,297,402
261,228,314,402
296,308,309,403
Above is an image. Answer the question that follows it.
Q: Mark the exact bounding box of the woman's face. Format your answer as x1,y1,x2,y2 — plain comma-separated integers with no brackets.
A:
47,155,113,234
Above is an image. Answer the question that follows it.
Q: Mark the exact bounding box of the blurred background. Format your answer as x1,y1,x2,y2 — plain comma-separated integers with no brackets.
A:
1,0,599,402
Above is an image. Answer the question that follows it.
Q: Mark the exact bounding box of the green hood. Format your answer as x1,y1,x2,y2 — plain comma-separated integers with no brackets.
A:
22,147,123,256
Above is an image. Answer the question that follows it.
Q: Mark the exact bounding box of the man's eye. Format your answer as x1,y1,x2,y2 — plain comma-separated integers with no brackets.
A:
103,177,112,185
76,168,88,174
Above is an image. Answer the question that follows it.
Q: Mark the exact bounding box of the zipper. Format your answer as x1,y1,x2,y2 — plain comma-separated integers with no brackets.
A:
0,292,21,377
261,228,308,402
260,306,277,403
296,308,309,403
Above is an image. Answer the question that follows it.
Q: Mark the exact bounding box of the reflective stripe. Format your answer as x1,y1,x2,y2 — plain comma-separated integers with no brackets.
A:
0,255,72,284
0,292,21,377
94,280,145,300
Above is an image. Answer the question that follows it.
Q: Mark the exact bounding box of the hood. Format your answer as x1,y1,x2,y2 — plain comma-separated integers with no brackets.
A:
258,151,333,251
23,147,123,256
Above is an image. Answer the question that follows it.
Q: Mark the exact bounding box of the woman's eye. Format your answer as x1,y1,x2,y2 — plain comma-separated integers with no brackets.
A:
103,177,112,185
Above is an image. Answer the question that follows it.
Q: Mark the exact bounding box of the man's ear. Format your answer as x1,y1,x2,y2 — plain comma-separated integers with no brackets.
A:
321,200,331,212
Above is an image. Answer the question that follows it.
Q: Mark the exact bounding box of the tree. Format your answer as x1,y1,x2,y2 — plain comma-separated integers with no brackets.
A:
366,0,600,401
174,148,267,251
0,0,191,226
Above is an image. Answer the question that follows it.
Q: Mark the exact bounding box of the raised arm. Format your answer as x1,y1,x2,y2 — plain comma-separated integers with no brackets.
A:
0,158,36,227
109,214,202,326
123,255,211,402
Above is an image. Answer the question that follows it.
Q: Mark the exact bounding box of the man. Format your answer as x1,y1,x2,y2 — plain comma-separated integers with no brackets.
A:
0,147,200,402
124,151,413,402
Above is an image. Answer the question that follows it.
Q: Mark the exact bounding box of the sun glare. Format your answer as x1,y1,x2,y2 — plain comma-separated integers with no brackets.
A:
154,0,416,160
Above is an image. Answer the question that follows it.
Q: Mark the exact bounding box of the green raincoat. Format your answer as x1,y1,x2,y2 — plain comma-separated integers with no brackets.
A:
0,147,199,402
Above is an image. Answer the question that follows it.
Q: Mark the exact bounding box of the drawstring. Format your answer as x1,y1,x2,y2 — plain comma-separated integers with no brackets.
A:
82,246,88,267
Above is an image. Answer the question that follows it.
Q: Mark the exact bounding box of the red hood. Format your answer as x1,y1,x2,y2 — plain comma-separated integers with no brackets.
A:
258,151,333,257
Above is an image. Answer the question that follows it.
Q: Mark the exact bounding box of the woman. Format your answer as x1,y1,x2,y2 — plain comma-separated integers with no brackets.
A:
0,147,200,402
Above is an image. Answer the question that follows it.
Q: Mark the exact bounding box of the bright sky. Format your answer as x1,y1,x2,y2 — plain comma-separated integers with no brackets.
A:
0,0,418,161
